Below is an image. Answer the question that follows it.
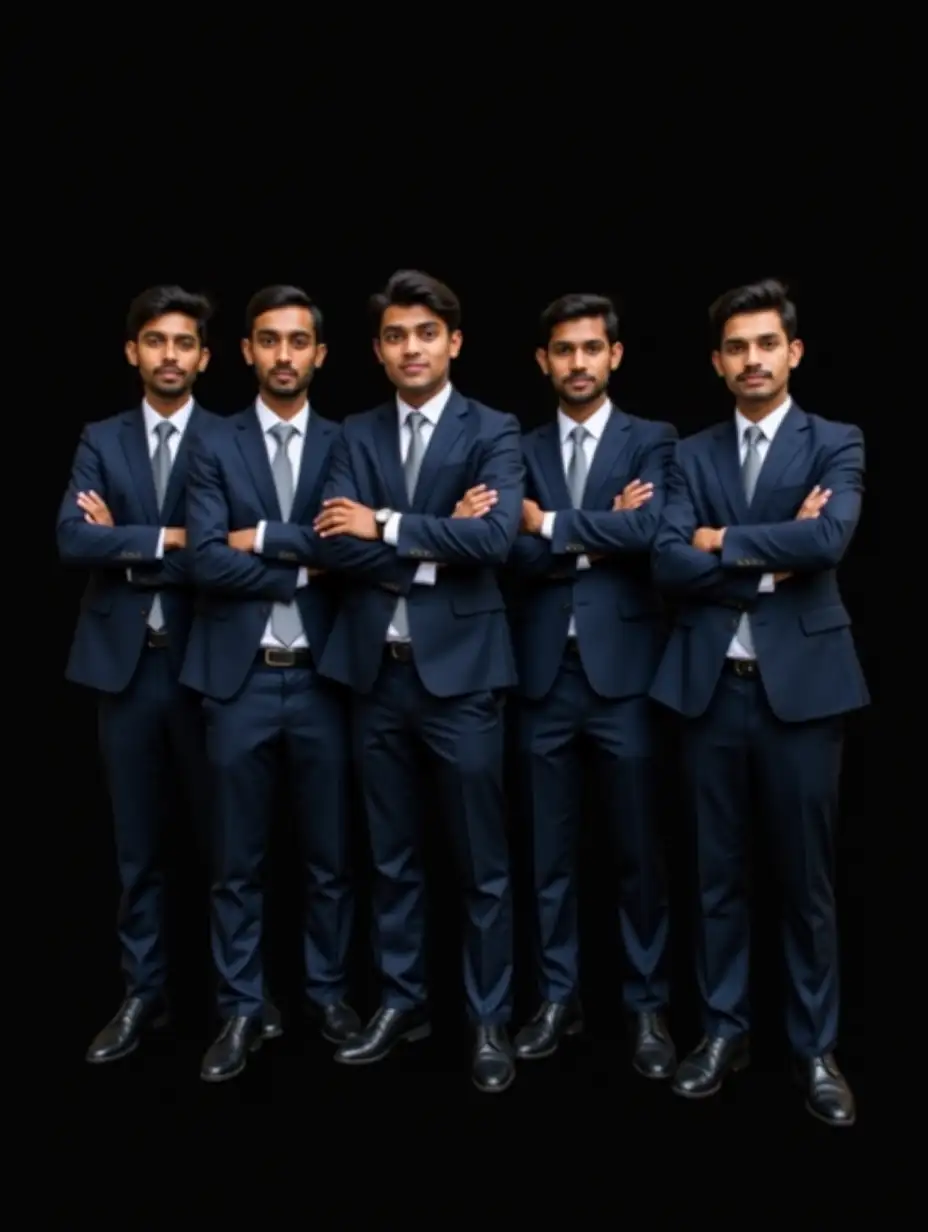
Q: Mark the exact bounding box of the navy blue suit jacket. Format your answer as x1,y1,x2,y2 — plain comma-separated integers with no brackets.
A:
315,389,524,698
57,403,218,693
649,404,870,722
180,404,342,702
508,409,677,701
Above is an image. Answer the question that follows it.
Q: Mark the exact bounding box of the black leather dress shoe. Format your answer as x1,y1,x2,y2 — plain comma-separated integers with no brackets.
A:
334,1007,431,1065
472,1025,515,1093
672,1035,750,1098
631,1011,676,1079
85,997,169,1064
514,1001,583,1060
797,1053,856,1127
200,1016,263,1082
262,1002,283,1040
308,999,362,1044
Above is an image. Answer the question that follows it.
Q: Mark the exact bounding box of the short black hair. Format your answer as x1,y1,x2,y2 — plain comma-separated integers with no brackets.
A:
245,285,324,342
125,285,213,344
368,269,461,336
709,278,798,349
538,292,620,348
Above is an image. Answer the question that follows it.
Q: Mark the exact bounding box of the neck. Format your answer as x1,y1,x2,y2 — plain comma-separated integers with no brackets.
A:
398,376,449,410
558,391,608,423
735,391,789,424
145,390,191,417
261,392,308,420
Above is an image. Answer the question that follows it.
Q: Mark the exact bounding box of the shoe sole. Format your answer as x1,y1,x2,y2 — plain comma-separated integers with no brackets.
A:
334,1022,432,1065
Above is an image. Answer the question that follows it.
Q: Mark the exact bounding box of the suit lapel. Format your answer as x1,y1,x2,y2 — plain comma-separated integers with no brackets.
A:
582,408,631,508
710,419,749,522
372,403,408,511
235,404,282,518
160,401,201,522
749,404,807,515
413,388,469,512
291,412,335,523
535,421,571,508
119,409,159,522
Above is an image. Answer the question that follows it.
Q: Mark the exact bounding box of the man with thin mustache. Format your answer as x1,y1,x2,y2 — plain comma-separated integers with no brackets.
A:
56,285,231,1063
650,278,869,1127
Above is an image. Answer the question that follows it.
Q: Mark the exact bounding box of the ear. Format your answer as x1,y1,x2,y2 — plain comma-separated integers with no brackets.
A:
314,342,328,368
787,337,804,370
241,338,254,367
198,346,211,373
535,346,550,377
711,350,724,378
609,341,624,372
125,340,139,369
373,339,384,365
448,329,463,360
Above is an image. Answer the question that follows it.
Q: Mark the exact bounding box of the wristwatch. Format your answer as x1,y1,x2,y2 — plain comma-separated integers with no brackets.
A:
374,508,393,539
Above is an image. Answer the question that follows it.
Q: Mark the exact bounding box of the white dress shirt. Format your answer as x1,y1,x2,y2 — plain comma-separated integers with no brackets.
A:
539,398,614,639
381,384,448,641
252,398,310,649
133,398,194,627
726,395,792,660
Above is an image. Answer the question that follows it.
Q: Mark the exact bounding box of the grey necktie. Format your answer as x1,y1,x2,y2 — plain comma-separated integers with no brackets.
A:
148,420,176,631
391,411,429,640
734,424,765,656
566,424,589,508
268,422,303,646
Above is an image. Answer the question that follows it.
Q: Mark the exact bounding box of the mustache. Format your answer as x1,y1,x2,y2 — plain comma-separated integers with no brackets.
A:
739,370,773,380
155,366,183,376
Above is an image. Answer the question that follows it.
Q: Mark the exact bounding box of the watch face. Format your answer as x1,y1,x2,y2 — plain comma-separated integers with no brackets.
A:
376,508,391,525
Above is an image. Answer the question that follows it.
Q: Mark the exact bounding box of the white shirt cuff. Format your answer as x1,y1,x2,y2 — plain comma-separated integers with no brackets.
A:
155,527,165,559
540,512,555,540
383,512,401,546
413,563,437,585
254,520,267,553
576,555,591,571
758,573,775,593
296,567,308,588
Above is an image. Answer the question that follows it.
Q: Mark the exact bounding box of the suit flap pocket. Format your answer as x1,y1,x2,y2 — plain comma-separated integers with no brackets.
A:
800,605,850,635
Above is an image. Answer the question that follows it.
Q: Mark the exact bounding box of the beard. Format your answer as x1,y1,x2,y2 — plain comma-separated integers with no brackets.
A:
557,375,608,408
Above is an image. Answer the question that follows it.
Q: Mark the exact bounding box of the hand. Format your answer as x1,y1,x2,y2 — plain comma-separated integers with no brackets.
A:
314,498,378,540
453,484,498,518
796,485,831,520
520,499,545,534
306,568,326,577
613,479,654,511
773,572,793,583
692,527,725,552
228,528,257,552
77,490,113,526
163,527,186,549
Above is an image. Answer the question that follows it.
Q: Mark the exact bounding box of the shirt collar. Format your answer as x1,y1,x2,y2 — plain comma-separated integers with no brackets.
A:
735,395,792,443
255,397,309,436
142,398,193,436
396,382,453,427
557,398,612,444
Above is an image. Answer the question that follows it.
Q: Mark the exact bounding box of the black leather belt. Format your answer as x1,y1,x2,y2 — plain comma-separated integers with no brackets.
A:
146,629,169,649
725,658,759,678
256,648,313,668
384,643,414,663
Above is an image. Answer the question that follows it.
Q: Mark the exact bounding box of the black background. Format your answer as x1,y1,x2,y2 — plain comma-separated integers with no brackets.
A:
26,25,877,1222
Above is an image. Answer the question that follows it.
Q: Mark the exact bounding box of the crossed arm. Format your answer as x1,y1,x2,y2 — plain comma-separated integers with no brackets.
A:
55,427,187,585
651,429,864,602
313,417,524,582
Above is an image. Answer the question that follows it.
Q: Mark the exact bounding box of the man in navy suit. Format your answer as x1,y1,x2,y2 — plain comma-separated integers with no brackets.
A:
650,279,868,1127
312,270,523,1093
507,293,677,1076
182,286,358,1082
57,285,229,1063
